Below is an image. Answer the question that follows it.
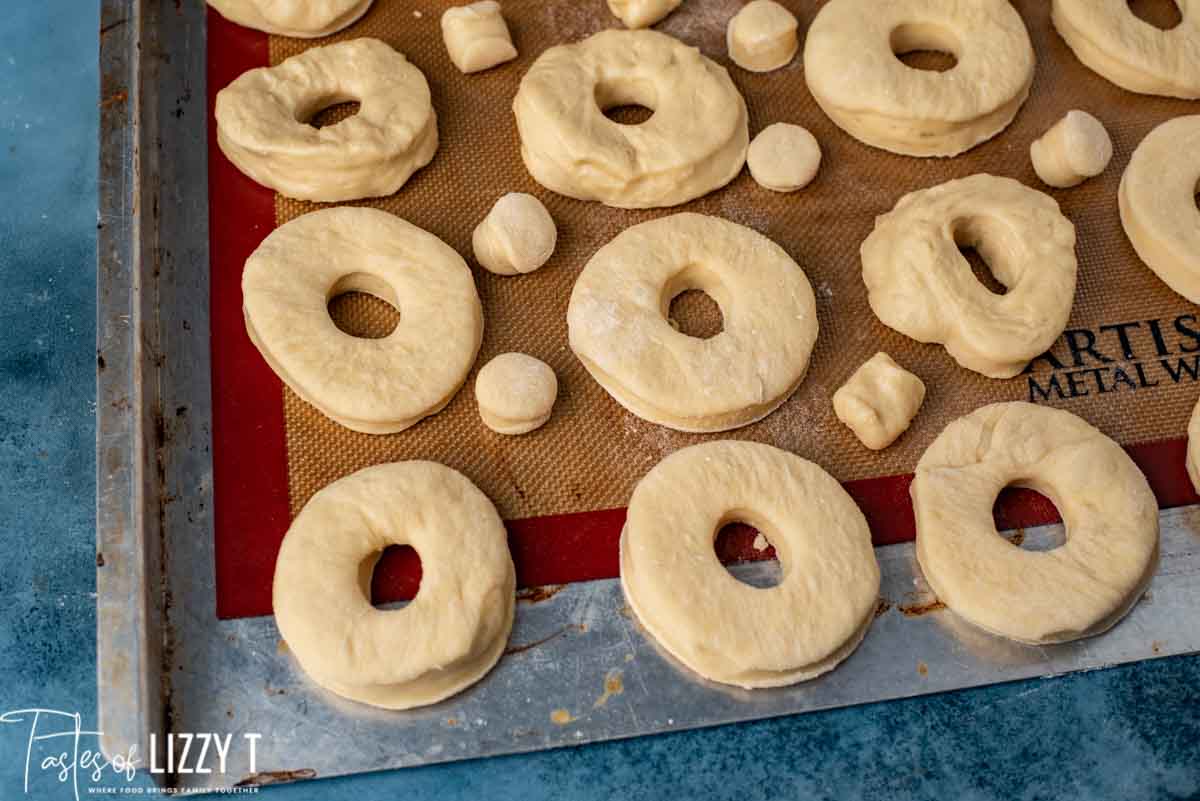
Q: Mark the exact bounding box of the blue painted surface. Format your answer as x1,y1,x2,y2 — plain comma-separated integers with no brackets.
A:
0,3,1197,800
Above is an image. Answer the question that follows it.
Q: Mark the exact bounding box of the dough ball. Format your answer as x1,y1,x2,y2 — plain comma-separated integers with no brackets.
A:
832,352,925,450
747,123,822,192
475,353,558,435
1030,110,1113,189
440,1,517,74
726,0,799,73
472,192,557,275
607,0,682,28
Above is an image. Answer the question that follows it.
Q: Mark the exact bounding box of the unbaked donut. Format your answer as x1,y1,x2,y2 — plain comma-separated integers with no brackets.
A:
472,193,557,275
726,0,799,73
215,38,437,202
1188,396,1200,495
862,174,1077,379
243,207,482,434
207,0,372,37
441,1,517,74
607,0,681,28
833,352,925,451
1119,115,1200,303
1030,110,1113,189
475,353,558,435
746,123,821,192
273,461,515,709
1052,0,1200,99
803,0,1035,157
913,402,1159,645
567,213,818,432
512,29,748,208
621,440,880,688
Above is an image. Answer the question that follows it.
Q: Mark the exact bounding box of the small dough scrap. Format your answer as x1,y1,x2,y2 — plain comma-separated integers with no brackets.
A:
568,213,818,433
472,193,557,275
215,38,437,202
475,353,558,435
862,174,1078,379
206,0,372,38
621,441,880,688
747,123,821,192
727,0,799,73
833,353,925,450
1052,0,1200,99
513,29,749,208
1030,110,1113,189
273,461,515,709
1188,395,1200,495
608,0,682,28
242,207,482,434
913,402,1159,645
441,1,517,74
1119,115,1200,303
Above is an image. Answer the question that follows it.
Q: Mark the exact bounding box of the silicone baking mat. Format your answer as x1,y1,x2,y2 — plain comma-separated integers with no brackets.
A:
208,0,1200,619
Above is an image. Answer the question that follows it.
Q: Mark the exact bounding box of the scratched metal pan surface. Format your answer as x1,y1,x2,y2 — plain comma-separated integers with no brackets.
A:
94,0,1200,791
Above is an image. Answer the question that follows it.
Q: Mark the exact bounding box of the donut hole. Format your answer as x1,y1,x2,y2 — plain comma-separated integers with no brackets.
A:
992,484,1068,552
661,264,728,340
1128,0,1183,31
953,220,1012,297
889,23,960,73
594,77,657,126
359,545,423,609
327,272,400,339
714,521,783,589
297,91,362,129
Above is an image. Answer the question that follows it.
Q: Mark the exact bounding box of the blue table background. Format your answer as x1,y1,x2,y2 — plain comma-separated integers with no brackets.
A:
1,3,1197,799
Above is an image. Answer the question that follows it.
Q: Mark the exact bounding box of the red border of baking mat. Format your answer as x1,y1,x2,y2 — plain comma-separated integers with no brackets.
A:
206,9,1198,620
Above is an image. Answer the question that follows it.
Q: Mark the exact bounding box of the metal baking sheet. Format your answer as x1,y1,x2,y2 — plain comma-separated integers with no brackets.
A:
95,0,1200,791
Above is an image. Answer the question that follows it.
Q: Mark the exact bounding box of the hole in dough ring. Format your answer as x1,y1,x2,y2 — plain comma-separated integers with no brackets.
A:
243,207,483,435
861,174,1077,379
620,441,881,688
913,403,1159,646
206,0,374,38
273,461,515,710
567,213,818,432
1119,115,1200,303
1052,0,1200,99
512,29,749,208
215,38,438,202
803,0,1035,157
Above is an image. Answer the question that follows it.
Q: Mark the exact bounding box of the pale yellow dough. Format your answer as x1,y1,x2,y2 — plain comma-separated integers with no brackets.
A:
862,174,1077,379
273,462,515,709
1119,115,1200,303
568,213,818,433
621,441,880,688
607,0,682,28
242,207,483,435
746,123,821,192
475,353,558,435
512,29,749,208
1052,0,1200,99
1030,110,1113,189
726,0,799,73
1188,396,1200,495
441,1,517,74
207,0,372,37
215,38,437,202
913,403,1159,645
833,352,925,451
472,193,557,276
804,0,1034,157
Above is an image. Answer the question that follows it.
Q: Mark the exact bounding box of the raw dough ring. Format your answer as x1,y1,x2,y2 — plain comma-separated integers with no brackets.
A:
243,207,483,434
273,461,515,709
215,38,438,202
512,29,749,208
803,0,1035,157
621,441,881,688
207,0,373,37
1119,115,1200,303
913,403,1159,645
1052,0,1200,99
862,174,1077,379
567,213,818,432
1188,395,1200,495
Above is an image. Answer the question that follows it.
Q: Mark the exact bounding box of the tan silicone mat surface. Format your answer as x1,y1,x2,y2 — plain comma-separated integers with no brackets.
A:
271,0,1200,521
